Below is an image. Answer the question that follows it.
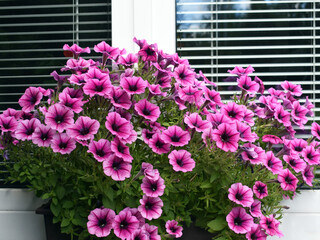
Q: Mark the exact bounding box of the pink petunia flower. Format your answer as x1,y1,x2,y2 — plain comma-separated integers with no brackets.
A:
15,118,41,141
18,87,43,112
168,150,195,172
206,113,233,129
141,176,165,198
87,139,113,162
110,137,133,163
148,133,171,155
184,113,211,132
262,135,283,145
212,123,240,152
51,132,76,154
87,207,115,238
237,75,259,93
226,207,253,234
62,87,83,100
263,151,283,175
113,210,139,240
61,57,90,72
128,229,149,240
121,76,147,95
283,155,306,173
138,43,158,62
103,155,132,181
68,74,86,85
281,80,302,96
59,91,84,113
161,126,190,147
143,223,161,240
135,99,160,122
117,53,139,66
83,78,112,97
250,199,262,218
236,121,257,143
67,116,100,141
228,182,254,207
228,65,255,76
221,102,245,122
108,86,131,110
94,41,121,60
0,115,18,133
32,124,55,147
245,224,267,240
302,165,314,186
253,181,268,199
274,105,291,127
105,112,132,140
138,195,163,221
63,43,90,58
278,168,299,191
260,215,283,237
165,220,183,238
84,67,110,82
45,103,74,133
123,207,145,227
241,143,266,165
177,85,203,104
301,146,320,165
173,64,195,86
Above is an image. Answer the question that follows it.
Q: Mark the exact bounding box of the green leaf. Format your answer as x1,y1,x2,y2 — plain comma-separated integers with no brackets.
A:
50,203,61,216
200,182,212,189
41,193,51,200
56,186,65,200
52,197,58,205
207,216,227,232
62,201,74,209
61,218,70,228
102,197,115,209
13,164,20,171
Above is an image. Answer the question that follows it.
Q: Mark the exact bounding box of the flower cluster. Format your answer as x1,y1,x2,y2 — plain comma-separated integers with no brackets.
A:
2,39,319,239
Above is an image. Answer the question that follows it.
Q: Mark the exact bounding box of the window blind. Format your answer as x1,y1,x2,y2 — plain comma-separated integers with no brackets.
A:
0,0,112,186
176,0,320,137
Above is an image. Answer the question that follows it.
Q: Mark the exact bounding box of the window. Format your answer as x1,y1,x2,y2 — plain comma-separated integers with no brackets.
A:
0,0,112,186
176,0,320,136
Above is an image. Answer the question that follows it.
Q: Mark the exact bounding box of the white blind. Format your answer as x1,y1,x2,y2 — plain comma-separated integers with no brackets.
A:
0,0,111,112
177,0,320,137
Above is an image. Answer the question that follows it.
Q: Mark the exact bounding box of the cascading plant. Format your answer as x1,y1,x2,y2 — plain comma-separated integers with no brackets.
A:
1,38,319,240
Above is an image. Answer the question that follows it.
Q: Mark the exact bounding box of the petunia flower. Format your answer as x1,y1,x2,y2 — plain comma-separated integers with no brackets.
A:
173,64,195,86
212,123,240,152
148,133,171,155
0,115,18,133
94,41,121,60
253,181,268,199
103,155,132,181
228,65,255,76
51,132,76,154
18,87,43,112
59,91,84,113
226,207,253,234
121,76,147,95
45,103,74,133
241,143,266,165
177,85,203,104
83,78,112,97
61,57,90,72
250,199,262,218
32,124,55,147
117,53,139,66
141,176,165,198
105,112,132,140
15,118,41,141
260,215,283,237
143,223,161,240
161,126,190,147
184,113,211,132
206,112,233,129
165,220,183,238
274,105,291,127
245,224,267,240
87,139,113,162
228,182,254,207
237,75,259,93
262,135,283,145
236,121,257,143
128,229,149,240
263,151,283,175
62,87,83,100
138,195,163,220
135,99,160,122
87,207,115,238
302,165,314,186
68,74,86,85
123,207,145,227
63,43,90,58
138,43,158,62
220,102,245,122
110,137,133,163
108,86,131,110
281,80,302,96
168,149,195,172
67,116,100,141
84,67,110,82
278,168,299,191
113,210,139,240
283,155,306,173
301,146,320,165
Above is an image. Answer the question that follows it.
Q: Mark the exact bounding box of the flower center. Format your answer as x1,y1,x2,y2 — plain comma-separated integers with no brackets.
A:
171,135,180,142
96,149,105,157
176,159,184,167
120,220,128,229
221,132,230,142
145,202,153,210
95,85,103,92
54,115,64,124
142,108,151,116
112,123,119,132
112,161,121,170
98,218,107,228
59,142,67,149
79,127,90,135
155,140,164,149
235,192,243,201
129,84,138,92
234,217,243,226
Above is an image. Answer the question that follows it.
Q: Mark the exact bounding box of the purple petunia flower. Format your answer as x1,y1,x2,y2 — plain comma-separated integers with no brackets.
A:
83,78,112,97
141,176,165,198
206,112,232,129
105,112,132,140
138,195,163,221
301,146,320,165
237,75,259,93
128,229,149,240
278,168,299,191
67,116,100,141
168,150,195,172
228,183,254,207
107,86,131,110
135,99,160,122
111,137,133,163
63,43,90,58
94,41,121,61
263,151,283,175
161,126,190,147
143,223,161,240
18,87,43,112
68,73,86,85
221,102,246,122
260,215,283,237
253,181,268,199
228,65,255,76
226,207,253,234
51,132,76,154
281,80,302,96
177,85,203,104
262,135,283,145
113,210,139,240
103,155,132,181
87,207,115,238
61,57,90,72
245,224,267,240
184,113,211,133
121,76,148,95
59,91,84,114
173,64,195,86
241,143,266,165
117,53,139,66
250,199,262,218
32,124,55,147
165,220,183,238
283,155,306,173
148,133,171,155
212,123,240,152
45,103,74,133
87,139,113,162
15,118,41,141
274,105,291,127
0,115,18,133
138,43,158,62
302,165,314,186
